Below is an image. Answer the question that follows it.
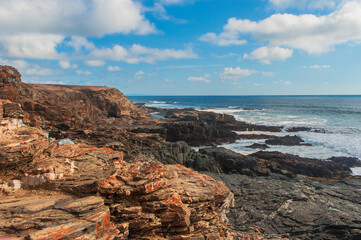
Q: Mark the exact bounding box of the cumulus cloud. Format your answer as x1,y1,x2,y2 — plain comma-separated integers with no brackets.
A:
0,0,155,37
0,34,64,59
107,66,122,71
0,0,156,59
76,70,92,75
269,0,339,10
244,46,293,64
199,32,247,46
187,74,211,83
58,60,77,69
84,60,106,67
67,36,95,51
303,64,331,69
0,58,55,76
91,44,197,64
201,1,361,54
220,67,256,80
134,71,158,80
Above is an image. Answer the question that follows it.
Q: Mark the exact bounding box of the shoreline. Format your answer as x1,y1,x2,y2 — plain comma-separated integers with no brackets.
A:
1,66,361,239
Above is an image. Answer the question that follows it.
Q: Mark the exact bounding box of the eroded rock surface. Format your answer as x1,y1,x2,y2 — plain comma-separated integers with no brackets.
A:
207,173,361,240
0,108,234,239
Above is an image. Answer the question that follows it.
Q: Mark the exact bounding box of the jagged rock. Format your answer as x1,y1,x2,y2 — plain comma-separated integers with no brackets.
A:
0,66,22,101
251,151,353,178
98,160,234,239
199,147,271,176
207,172,361,240
153,141,223,173
0,118,234,239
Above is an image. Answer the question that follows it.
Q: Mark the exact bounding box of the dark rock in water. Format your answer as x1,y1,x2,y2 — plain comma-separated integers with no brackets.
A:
199,147,271,176
251,151,352,178
163,122,239,146
328,156,361,168
238,134,275,140
207,172,361,240
265,135,312,146
245,143,269,150
153,141,223,173
285,126,312,132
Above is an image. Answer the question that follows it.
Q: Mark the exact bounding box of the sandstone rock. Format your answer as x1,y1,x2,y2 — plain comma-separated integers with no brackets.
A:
0,116,234,239
0,195,119,239
0,66,21,101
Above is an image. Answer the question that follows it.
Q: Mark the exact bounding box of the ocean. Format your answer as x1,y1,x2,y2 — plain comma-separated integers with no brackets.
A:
128,95,361,175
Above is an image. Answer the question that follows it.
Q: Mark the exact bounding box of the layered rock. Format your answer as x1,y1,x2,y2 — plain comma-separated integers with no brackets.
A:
0,66,22,101
0,108,234,239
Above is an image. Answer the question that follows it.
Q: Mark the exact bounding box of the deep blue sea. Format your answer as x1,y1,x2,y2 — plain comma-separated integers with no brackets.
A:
128,95,361,175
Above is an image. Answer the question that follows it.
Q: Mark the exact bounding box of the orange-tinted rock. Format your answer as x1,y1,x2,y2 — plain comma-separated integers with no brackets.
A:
0,118,234,239
0,66,22,101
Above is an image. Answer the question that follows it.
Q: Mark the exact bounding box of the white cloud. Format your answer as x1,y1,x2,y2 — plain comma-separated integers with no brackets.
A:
0,0,156,60
220,67,256,80
199,32,247,46
158,0,193,5
107,66,122,71
165,78,174,82
67,36,95,51
84,60,106,67
91,44,197,64
187,74,211,83
253,83,265,87
202,1,361,54
76,70,92,75
262,72,275,77
0,0,156,37
58,60,77,69
303,64,330,69
0,58,54,76
0,34,64,59
285,81,291,85
244,46,293,64
270,0,339,10
134,70,157,80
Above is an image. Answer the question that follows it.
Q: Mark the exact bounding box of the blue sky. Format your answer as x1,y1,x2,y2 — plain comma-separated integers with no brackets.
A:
1,0,361,95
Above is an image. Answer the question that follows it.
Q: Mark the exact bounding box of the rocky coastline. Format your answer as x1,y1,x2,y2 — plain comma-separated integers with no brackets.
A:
1,66,361,239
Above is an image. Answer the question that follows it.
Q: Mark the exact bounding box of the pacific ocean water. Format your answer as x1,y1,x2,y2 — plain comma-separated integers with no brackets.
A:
128,95,361,175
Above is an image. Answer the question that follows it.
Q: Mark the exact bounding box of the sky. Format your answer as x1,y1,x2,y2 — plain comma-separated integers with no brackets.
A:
1,0,361,95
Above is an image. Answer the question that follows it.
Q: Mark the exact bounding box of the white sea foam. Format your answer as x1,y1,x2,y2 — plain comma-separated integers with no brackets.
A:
351,167,361,176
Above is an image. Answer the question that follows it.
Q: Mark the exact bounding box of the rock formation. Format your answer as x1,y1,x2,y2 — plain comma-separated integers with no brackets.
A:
0,66,234,239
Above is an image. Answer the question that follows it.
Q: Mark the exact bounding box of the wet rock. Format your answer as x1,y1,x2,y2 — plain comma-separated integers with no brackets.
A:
285,126,312,132
265,135,312,146
245,143,270,150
